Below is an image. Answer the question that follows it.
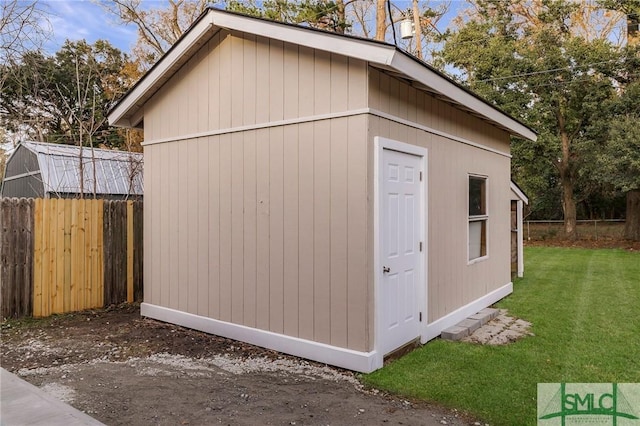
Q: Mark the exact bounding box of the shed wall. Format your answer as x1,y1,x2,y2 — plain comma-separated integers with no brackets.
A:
143,31,371,352
142,29,515,355
1,174,44,198
145,118,369,351
368,68,511,155
2,146,44,198
368,69,512,324
4,146,39,178
143,29,368,143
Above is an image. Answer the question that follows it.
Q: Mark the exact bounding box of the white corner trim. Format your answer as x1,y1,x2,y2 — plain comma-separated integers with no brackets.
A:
517,200,525,278
141,108,371,146
368,109,512,158
510,181,529,205
421,282,513,342
141,303,383,373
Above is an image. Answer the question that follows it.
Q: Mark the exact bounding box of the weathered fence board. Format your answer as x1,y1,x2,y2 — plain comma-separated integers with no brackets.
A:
1,198,142,319
133,201,143,302
0,198,34,319
104,200,127,306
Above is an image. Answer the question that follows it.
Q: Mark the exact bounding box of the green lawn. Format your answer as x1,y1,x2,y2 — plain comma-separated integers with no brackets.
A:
363,247,640,425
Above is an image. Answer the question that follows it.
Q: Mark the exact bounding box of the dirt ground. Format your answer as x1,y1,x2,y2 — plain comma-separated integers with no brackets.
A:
1,305,480,426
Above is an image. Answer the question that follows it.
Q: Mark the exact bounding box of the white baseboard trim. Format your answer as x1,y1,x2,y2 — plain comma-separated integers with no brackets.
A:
141,303,383,373
421,282,513,343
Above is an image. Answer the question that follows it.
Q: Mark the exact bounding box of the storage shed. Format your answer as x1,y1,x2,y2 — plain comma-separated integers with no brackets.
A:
1,141,143,200
108,8,537,373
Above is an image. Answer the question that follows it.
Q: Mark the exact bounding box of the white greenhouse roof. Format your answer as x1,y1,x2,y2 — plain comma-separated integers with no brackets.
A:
19,141,143,196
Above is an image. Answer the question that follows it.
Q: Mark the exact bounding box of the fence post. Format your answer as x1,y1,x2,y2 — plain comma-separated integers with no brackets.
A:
127,200,134,303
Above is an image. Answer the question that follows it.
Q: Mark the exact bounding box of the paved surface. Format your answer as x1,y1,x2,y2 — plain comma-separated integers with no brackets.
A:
0,368,104,426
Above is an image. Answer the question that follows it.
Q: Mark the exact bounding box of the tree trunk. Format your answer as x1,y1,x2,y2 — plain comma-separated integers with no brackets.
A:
412,0,423,60
375,0,386,41
625,190,640,241
557,108,577,239
560,168,577,239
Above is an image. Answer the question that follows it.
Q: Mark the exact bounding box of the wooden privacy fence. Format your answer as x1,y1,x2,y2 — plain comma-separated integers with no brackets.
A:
1,198,143,319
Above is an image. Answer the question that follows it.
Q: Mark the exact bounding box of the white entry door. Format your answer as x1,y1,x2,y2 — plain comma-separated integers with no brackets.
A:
380,148,423,356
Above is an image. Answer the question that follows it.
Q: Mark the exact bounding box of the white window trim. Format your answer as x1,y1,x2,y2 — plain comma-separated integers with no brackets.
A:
468,174,489,264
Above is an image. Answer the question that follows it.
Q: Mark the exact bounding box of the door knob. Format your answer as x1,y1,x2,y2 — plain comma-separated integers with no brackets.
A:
383,266,390,273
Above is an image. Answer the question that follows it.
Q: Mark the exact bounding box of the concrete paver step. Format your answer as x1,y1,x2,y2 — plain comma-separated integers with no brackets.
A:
440,308,500,341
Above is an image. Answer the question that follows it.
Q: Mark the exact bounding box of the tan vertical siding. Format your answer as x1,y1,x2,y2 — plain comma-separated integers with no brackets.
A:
145,120,370,350
283,44,299,120
368,68,511,153
369,115,511,323
269,126,285,333
297,122,315,341
208,33,221,131
255,128,270,331
177,139,189,312
282,126,299,337
219,32,232,129
346,116,369,352
187,141,199,314
218,134,232,322
231,132,244,323
313,120,331,345
208,136,221,319
269,40,285,122
196,138,210,316
143,33,371,351
243,131,257,327
330,118,348,348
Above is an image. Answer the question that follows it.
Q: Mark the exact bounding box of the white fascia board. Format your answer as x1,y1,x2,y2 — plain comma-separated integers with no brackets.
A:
210,10,395,65
389,53,537,142
510,181,529,204
108,14,215,127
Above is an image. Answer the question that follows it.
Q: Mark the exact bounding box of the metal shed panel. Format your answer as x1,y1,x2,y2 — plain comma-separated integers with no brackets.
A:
1,174,44,198
17,142,144,197
4,145,39,178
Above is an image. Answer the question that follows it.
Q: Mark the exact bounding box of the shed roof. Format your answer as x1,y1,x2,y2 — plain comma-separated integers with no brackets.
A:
510,181,529,205
13,141,144,196
108,7,537,142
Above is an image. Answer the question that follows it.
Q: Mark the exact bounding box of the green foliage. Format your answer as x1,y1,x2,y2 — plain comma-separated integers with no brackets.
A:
437,0,626,222
363,247,640,425
1,40,133,148
597,116,640,193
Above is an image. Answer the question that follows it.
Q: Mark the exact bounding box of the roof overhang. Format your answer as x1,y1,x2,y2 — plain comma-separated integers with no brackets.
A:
108,8,537,142
510,181,529,205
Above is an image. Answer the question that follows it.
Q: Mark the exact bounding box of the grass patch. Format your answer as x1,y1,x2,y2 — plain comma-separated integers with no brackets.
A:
363,247,640,425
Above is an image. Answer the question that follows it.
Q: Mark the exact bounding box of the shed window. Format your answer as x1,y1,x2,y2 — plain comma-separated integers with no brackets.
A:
469,176,487,261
